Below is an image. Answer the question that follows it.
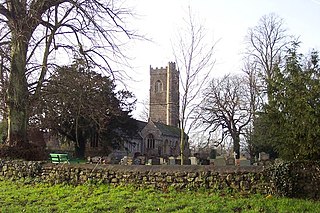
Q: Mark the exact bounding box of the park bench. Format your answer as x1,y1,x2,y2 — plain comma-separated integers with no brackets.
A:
49,153,70,164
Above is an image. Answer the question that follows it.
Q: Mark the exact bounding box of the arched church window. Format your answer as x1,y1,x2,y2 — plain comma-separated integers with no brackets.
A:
147,134,155,149
155,80,163,93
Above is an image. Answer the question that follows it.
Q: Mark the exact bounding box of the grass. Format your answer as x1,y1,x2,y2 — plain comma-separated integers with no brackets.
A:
0,180,319,212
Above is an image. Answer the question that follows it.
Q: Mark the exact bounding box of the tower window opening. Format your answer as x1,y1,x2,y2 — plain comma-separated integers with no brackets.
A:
155,80,163,93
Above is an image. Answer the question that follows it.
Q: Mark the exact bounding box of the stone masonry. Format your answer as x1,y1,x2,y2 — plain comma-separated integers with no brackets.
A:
149,62,179,127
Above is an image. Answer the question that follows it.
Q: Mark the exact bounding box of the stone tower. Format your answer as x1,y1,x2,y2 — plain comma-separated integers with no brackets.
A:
149,62,180,127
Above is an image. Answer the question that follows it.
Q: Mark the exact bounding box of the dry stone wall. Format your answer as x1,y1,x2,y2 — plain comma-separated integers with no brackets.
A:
0,160,270,194
0,160,319,199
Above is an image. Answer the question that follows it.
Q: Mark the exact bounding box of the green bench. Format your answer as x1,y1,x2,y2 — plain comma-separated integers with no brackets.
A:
49,153,70,164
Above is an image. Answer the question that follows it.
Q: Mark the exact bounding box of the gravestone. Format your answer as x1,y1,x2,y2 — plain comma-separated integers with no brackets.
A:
127,157,133,165
169,157,176,165
240,159,251,166
152,158,160,165
102,156,112,164
90,156,101,163
259,152,270,166
259,152,270,161
226,157,235,166
133,158,141,165
135,156,146,165
159,157,165,165
214,157,226,166
120,156,128,165
189,157,198,165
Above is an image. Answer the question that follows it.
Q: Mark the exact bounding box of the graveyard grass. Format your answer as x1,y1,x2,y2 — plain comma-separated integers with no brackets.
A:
0,180,319,212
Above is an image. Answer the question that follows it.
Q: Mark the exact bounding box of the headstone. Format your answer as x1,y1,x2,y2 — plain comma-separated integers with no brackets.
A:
233,152,238,160
240,155,247,160
240,159,251,166
91,156,101,163
259,152,270,161
102,156,111,164
159,157,165,165
133,158,141,165
226,157,235,166
151,158,160,165
214,157,226,166
127,157,133,165
120,156,128,165
169,157,175,165
139,156,146,165
189,157,198,165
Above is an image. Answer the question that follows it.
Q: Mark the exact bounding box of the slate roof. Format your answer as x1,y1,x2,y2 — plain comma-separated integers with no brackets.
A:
153,122,182,138
135,119,148,131
130,119,147,139
128,119,187,139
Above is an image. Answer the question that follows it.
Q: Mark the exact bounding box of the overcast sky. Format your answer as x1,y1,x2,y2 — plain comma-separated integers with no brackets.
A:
125,0,320,119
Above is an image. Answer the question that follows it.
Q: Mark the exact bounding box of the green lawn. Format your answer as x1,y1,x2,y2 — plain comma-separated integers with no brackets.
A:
0,180,319,212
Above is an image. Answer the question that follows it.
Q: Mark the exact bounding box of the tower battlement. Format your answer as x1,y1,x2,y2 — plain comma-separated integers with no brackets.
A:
150,62,177,73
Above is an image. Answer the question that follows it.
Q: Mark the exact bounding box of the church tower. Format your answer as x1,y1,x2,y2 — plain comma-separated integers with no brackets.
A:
149,62,180,127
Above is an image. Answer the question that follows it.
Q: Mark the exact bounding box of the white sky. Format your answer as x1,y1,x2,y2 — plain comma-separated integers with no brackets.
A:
125,0,320,119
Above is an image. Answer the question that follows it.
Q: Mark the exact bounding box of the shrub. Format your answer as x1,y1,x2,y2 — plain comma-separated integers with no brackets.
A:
268,160,320,200
0,143,48,161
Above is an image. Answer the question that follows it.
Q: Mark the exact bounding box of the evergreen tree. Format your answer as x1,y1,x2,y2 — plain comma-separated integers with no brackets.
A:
255,42,320,160
33,59,136,158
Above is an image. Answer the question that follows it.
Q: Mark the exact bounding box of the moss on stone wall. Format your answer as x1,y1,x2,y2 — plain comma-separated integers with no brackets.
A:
0,160,319,199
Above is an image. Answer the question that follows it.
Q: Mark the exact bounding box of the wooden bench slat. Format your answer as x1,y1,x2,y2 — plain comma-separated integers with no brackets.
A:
50,153,70,163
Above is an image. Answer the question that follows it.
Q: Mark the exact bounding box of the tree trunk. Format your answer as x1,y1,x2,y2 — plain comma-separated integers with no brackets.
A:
6,35,29,147
74,138,86,159
180,127,185,165
233,132,241,159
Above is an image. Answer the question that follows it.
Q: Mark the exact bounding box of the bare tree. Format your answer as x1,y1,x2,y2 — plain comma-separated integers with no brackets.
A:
137,99,149,122
199,74,252,159
246,13,290,100
0,1,139,147
0,44,9,119
173,6,216,164
241,59,262,158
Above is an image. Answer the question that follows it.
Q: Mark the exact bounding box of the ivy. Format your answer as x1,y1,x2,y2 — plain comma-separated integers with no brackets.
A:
267,160,320,199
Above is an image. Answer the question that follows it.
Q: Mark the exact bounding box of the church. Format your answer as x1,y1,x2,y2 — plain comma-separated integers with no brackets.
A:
87,62,189,159
130,61,188,158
